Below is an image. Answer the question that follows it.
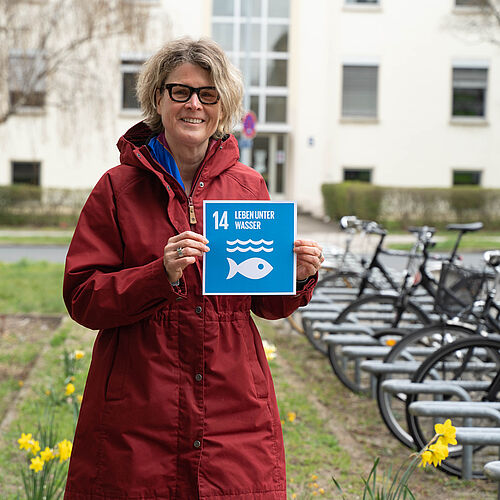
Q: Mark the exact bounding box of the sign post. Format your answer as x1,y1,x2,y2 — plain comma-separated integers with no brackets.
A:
203,201,296,295
240,110,257,166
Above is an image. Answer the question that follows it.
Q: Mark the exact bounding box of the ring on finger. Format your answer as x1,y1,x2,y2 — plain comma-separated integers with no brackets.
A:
177,247,184,258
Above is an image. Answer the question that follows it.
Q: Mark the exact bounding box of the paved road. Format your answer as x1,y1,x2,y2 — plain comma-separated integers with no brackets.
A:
0,215,487,268
0,245,69,263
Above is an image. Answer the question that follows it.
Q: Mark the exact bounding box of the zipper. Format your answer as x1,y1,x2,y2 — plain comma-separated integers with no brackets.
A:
188,196,197,224
186,141,223,227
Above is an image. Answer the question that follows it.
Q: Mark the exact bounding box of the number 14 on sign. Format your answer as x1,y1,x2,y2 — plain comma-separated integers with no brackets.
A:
213,211,229,230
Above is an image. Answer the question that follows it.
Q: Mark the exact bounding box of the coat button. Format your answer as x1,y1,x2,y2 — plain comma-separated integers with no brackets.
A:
199,181,204,187
195,306,202,314
193,440,201,448
195,373,203,382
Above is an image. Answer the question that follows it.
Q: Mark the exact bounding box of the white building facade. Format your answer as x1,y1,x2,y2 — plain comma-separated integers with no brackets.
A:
1,0,499,217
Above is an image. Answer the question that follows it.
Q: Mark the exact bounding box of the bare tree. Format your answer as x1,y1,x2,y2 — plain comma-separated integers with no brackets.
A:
0,0,150,125
447,0,500,46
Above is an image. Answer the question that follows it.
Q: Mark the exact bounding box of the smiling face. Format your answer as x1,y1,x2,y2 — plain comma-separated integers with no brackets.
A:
156,63,223,154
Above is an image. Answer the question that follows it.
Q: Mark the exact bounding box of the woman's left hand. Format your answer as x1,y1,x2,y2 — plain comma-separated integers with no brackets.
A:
294,239,324,281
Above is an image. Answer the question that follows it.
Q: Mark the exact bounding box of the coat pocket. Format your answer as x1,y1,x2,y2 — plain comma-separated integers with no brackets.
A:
104,329,130,401
243,326,269,399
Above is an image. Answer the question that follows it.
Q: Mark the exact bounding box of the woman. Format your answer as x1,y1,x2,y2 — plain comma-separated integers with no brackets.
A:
63,37,323,499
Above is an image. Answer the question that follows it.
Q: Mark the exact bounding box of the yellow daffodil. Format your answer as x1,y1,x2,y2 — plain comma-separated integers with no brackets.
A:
310,474,318,480
419,440,449,468
18,380,24,387
435,419,457,446
262,340,277,361
29,439,41,455
65,383,75,396
287,411,297,423
29,456,44,473
319,488,325,494
18,433,33,451
418,449,433,468
56,439,72,462
40,447,55,462
74,350,85,360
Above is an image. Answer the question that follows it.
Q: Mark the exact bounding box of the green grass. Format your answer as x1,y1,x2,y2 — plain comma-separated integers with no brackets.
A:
0,320,93,498
258,318,496,499
0,235,72,246
0,260,65,313
388,233,500,253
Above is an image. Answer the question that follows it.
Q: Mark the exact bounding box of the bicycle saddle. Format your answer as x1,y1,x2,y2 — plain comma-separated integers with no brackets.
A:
446,222,483,233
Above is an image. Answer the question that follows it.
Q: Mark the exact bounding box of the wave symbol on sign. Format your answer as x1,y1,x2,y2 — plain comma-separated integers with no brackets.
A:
226,239,274,253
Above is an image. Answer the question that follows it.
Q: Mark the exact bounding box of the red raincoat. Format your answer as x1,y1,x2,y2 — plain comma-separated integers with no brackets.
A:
63,122,316,499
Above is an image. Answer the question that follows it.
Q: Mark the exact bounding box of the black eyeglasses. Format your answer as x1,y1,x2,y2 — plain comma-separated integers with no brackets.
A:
162,83,220,105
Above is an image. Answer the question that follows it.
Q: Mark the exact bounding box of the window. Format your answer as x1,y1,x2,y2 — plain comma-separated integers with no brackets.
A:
345,0,379,4
455,0,484,6
342,65,378,118
9,51,46,108
453,170,481,186
343,168,372,182
452,67,488,117
211,0,289,124
121,58,144,110
12,161,41,185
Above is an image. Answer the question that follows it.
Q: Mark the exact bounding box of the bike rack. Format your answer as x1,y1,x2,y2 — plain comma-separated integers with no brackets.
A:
484,461,500,500
408,401,500,480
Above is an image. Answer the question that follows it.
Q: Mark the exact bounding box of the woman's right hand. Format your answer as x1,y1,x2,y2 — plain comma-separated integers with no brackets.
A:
163,231,210,283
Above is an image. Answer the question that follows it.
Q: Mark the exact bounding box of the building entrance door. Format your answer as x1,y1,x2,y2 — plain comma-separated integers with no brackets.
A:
239,133,287,198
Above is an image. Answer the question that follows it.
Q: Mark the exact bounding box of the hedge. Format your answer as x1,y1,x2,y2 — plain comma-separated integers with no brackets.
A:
322,183,500,230
0,185,89,227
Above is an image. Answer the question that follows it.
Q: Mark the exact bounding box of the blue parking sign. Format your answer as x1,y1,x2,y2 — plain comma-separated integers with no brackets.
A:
203,201,296,295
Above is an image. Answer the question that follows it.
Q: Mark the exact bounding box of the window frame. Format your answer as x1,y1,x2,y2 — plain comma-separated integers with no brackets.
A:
8,49,47,111
341,63,379,120
452,169,482,186
451,62,489,121
11,161,41,186
120,56,147,112
211,0,290,125
343,168,373,183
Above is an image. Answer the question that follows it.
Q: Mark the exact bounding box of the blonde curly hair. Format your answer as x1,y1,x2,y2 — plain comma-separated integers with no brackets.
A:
136,37,244,139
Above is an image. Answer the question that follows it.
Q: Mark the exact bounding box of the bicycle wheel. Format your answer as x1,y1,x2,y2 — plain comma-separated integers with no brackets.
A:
407,336,500,478
302,271,376,355
334,292,432,331
376,323,476,449
327,327,407,394
326,294,431,392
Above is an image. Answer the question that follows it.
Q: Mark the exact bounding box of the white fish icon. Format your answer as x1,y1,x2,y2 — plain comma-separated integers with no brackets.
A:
226,257,273,280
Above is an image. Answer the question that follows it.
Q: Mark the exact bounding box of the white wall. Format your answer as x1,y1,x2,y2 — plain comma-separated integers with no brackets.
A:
290,0,500,216
2,0,499,219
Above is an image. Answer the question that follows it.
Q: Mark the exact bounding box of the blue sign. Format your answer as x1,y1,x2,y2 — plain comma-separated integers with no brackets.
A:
203,201,296,295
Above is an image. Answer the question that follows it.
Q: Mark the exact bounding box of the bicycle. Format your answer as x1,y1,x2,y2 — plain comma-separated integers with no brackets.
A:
375,249,500,449
406,335,500,478
304,223,437,355
327,223,484,393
